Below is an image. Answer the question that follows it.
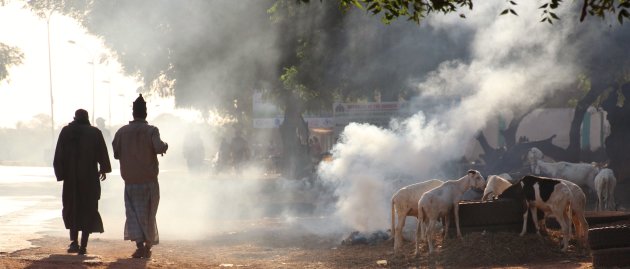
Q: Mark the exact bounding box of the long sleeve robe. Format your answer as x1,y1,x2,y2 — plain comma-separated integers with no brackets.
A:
53,120,111,233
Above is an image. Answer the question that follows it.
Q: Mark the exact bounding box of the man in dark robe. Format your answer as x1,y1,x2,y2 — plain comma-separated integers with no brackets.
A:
112,94,168,259
53,109,111,255
230,129,249,171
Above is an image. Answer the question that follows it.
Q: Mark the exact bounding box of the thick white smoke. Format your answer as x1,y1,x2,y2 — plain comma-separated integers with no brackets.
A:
7,0,627,244
318,1,580,232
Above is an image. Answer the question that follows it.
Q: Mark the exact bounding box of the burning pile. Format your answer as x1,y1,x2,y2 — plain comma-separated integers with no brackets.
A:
341,230,390,246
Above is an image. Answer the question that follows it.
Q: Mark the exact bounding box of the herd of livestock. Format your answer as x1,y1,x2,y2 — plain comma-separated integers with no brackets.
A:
391,147,619,255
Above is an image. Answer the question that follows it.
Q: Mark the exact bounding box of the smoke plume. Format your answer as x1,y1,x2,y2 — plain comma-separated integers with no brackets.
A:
318,1,584,232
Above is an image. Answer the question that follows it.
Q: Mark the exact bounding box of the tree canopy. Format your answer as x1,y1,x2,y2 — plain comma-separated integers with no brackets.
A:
333,0,630,24
24,0,467,119
0,43,24,82
21,0,629,122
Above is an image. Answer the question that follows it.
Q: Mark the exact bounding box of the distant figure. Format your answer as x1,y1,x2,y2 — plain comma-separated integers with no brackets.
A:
267,141,281,174
216,137,230,172
53,109,111,255
230,129,249,171
112,94,168,259
183,130,205,173
309,136,322,163
95,117,111,144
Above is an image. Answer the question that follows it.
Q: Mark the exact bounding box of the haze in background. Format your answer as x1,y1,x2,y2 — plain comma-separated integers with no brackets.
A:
318,1,623,232
1,0,629,242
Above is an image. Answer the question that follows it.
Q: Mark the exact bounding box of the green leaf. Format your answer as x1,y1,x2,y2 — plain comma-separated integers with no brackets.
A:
539,3,549,9
351,0,363,10
459,13,466,18
391,0,399,9
500,9,509,15
549,12,559,20
367,2,378,11
510,1,517,5
509,9,518,16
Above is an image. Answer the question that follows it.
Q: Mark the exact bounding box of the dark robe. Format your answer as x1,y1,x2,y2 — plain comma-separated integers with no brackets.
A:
53,119,111,233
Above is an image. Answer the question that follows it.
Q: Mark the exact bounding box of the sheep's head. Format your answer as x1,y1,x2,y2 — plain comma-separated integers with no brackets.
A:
527,147,543,173
467,169,486,189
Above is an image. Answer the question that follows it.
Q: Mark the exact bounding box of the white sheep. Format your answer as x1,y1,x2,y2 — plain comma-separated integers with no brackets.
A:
481,174,513,201
415,170,486,254
527,147,544,173
595,168,616,211
559,179,589,244
528,148,599,193
390,179,443,252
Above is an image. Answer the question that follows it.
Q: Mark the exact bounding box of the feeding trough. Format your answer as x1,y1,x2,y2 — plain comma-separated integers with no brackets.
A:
447,198,538,236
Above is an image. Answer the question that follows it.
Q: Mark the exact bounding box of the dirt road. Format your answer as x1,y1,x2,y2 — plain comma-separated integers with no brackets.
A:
0,229,594,269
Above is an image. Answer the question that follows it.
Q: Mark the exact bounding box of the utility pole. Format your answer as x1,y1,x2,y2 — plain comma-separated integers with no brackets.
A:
68,40,97,124
46,10,55,149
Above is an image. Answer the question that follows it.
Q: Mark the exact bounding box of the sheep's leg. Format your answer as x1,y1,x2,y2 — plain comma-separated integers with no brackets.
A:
552,206,571,251
414,215,422,257
419,217,426,243
394,211,406,251
442,214,450,239
531,207,541,236
454,203,462,239
520,206,529,236
427,219,436,254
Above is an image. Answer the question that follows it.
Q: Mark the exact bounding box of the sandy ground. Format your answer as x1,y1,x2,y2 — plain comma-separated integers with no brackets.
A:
0,230,594,269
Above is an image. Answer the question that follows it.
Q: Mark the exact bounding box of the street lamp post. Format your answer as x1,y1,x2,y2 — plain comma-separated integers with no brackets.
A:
68,40,96,124
102,79,111,128
90,58,95,124
46,11,55,148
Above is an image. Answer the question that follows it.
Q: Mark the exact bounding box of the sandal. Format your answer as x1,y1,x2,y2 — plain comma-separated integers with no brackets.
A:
67,242,80,253
131,247,145,258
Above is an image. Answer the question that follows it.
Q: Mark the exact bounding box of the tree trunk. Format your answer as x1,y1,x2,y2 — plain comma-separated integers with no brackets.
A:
477,132,565,176
500,108,535,149
476,132,503,166
279,95,310,179
478,85,611,176
603,83,630,182
566,85,608,162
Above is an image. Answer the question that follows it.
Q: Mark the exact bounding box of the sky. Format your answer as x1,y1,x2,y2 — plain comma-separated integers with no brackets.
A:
0,2,201,129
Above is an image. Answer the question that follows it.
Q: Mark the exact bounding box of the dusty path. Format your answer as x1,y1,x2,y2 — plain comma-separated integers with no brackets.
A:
0,232,593,269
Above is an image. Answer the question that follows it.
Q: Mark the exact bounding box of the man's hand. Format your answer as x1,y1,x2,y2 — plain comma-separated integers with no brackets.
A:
161,143,168,156
99,172,107,181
